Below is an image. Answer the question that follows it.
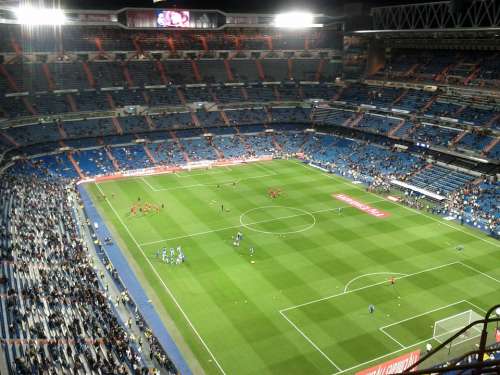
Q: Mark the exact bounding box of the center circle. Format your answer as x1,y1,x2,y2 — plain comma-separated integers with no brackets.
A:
239,205,316,235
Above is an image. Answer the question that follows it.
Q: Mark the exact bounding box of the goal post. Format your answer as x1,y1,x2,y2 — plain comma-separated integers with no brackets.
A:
433,310,483,345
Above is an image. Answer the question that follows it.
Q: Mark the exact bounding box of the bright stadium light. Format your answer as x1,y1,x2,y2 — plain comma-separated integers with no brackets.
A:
274,11,322,29
14,6,67,25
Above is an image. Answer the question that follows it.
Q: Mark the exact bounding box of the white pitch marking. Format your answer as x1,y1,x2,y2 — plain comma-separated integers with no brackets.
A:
142,172,277,192
379,300,468,330
279,310,342,371
95,183,227,375
343,272,408,293
139,200,387,246
458,261,500,285
378,328,406,349
295,161,500,249
280,261,460,313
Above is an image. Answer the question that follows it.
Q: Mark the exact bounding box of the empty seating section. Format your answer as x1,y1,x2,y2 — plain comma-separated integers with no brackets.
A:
212,86,244,102
89,62,125,87
230,60,260,82
196,111,225,127
182,87,213,102
126,61,162,87
458,133,494,152
163,61,197,84
245,86,275,101
409,165,474,195
148,88,182,106
270,108,310,123
119,116,151,134
261,59,288,81
409,124,459,147
180,138,217,161
5,122,60,146
356,114,400,135
64,118,116,139
72,148,115,175
112,145,152,170
292,59,319,81
225,109,268,124
197,60,229,83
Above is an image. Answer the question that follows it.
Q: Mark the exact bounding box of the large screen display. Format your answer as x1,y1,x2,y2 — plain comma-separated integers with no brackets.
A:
156,10,190,27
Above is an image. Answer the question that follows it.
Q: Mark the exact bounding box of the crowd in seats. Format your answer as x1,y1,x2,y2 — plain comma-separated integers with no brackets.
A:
446,178,499,235
355,114,400,135
0,175,171,374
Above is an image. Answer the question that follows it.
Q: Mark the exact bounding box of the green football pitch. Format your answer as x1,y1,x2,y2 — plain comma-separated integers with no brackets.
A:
85,159,500,375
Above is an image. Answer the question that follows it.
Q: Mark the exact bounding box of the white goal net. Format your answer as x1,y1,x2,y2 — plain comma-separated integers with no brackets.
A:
433,310,483,346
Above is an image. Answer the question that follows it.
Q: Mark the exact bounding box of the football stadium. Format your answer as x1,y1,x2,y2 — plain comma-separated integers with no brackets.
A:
0,0,499,374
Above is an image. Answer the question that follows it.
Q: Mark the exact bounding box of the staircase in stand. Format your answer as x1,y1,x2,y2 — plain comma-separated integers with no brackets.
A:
144,115,156,130
219,110,230,125
82,62,96,88
388,119,406,138
483,137,499,155
191,60,202,82
144,145,157,164
452,130,468,145
57,121,67,139
392,89,408,106
105,147,121,171
155,60,168,84
315,59,326,81
176,88,187,105
111,117,123,134
255,59,265,80
42,63,56,91
67,152,85,178
224,59,234,81
191,112,202,127
349,112,365,128
122,63,134,87
66,94,78,112
0,132,20,148
421,95,438,112
272,135,283,152
207,137,224,159
169,130,191,163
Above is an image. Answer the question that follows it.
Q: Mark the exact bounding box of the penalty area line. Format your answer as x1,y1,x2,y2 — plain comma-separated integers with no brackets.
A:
95,183,227,375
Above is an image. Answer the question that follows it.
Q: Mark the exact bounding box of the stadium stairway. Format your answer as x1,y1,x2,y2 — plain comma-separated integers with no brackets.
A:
452,130,469,145
392,89,408,106
66,94,78,112
485,113,500,128
421,95,438,111
349,112,365,128
169,130,191,163
111,117,124,134
191,112,202,127
191,60,202,82
122,63,134,87
67,152,85,178
105,147,121,171
219,110,230,125
272,134,283,152
206,137,225,159
0,132,19,148
388,119,406,138
42,63,56,90
144,115,156,130
154,60,168,85
240,86,249,100
255,59,265,80
223,59,234,81
315,59,325,81
176,87,187,105
143,145,157,164
81,61,96,88
483,137,499,155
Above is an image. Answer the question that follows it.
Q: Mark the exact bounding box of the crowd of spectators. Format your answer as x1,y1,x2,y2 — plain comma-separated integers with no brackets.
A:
0,175,177,374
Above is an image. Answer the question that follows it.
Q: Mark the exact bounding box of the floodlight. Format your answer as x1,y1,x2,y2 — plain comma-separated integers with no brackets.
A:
274,11,322,29
14,6,67,25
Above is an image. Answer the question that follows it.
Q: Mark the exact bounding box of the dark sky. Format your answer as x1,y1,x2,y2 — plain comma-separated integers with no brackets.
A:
61,0,431,13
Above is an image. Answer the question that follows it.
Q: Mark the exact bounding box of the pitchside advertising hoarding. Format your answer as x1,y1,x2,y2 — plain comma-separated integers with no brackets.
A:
356,350,420,375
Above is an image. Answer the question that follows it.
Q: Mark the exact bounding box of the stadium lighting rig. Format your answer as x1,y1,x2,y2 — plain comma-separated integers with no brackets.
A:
274,11,323,29
14,6,67,25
